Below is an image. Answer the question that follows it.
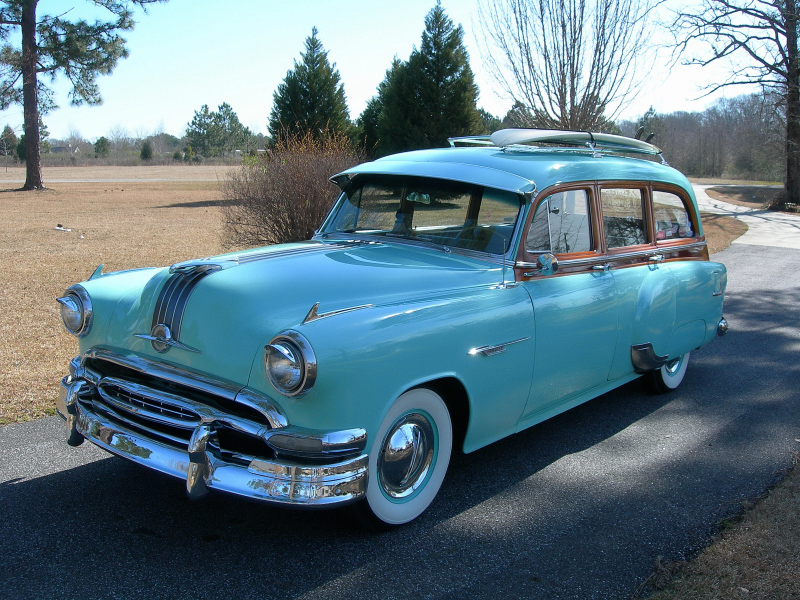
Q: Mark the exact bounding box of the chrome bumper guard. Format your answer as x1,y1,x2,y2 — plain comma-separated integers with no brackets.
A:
717,317,729,336
58,354,368,507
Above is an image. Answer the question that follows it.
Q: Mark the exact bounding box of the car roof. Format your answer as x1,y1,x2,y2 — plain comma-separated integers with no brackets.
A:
332,146,692,200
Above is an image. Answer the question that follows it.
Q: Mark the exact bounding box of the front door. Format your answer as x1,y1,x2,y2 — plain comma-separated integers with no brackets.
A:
518,188,618,421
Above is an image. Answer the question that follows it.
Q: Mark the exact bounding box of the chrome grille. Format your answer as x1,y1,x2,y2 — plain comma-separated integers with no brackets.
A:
76,351,283,459
97,377,201,429
98,379,200,429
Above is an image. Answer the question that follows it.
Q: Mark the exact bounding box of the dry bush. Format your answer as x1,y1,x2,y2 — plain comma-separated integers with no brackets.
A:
221,132,364,247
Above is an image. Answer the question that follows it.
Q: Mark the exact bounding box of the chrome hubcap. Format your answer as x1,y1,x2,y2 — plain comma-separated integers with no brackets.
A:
377,412,435,499
665,356,682,375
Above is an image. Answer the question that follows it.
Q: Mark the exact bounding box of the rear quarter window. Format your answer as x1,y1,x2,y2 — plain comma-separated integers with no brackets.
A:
653,190,695,241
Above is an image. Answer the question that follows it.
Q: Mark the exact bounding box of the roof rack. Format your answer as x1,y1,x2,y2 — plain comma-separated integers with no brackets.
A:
447,135,494,147
448,128,667,164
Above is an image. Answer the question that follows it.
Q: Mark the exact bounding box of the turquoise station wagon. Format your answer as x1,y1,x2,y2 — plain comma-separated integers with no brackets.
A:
57,129,728,526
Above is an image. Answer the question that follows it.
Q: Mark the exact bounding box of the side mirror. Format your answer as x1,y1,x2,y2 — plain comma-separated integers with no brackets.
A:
537,253,559,276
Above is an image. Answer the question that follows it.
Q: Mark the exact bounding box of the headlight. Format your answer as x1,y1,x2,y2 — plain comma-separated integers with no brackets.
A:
57,286,92,337
264,331,317,397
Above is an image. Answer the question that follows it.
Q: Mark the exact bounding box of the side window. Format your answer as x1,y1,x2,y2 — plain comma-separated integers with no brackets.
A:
601,188,647,248
526,189,592,254
653,190,695,241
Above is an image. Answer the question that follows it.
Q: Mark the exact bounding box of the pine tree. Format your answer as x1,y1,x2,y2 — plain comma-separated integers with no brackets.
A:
268,27,349,141
0,0,166,190
0,124,18,157
373,2,482,155
186,103,252,157
94,136,110,158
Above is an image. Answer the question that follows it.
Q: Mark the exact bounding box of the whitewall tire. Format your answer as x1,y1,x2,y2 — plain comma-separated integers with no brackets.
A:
650,352,690,393
364,388,452,526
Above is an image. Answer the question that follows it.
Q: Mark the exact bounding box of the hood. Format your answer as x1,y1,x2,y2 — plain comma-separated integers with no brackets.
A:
92,240,506,384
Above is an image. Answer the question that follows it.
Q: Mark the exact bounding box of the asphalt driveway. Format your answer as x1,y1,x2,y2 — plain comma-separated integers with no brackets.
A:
1,196,798,600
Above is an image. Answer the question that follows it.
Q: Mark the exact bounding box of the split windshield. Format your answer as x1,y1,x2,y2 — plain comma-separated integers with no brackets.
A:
321,175,522,255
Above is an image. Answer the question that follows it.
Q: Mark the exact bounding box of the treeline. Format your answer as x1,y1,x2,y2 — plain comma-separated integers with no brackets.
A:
619,92,784,182
0,0,785,183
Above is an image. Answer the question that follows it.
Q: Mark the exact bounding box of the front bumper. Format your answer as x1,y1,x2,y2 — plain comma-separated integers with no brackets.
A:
58,353,368,507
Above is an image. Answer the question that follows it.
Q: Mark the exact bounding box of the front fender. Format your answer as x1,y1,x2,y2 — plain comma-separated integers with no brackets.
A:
247,285,535,453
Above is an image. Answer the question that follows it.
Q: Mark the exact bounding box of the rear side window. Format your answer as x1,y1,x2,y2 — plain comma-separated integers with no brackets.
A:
526,189,592,254
653,190,695,241
601,188,647,248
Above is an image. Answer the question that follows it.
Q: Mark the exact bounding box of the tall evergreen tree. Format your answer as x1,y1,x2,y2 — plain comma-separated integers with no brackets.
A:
268,27,349,141
372,2,482,155
0,0,166,190
0,124,17,156
186,102,252,157
354,59,402,156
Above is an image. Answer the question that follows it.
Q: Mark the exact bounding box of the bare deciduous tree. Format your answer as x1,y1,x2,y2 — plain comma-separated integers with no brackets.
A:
672,0,799,204
477,0,659,130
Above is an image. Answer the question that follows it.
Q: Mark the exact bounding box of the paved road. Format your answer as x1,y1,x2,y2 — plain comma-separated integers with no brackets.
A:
694,184,800,249
2,198,799,600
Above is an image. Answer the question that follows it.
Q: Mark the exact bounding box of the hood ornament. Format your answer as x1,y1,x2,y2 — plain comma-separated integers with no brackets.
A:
135,324,201,354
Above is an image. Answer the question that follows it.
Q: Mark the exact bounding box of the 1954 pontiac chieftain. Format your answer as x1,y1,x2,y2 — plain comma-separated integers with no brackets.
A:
57,129,728,526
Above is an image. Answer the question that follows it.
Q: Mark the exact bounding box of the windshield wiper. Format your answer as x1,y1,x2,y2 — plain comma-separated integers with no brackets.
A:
384,232,450,252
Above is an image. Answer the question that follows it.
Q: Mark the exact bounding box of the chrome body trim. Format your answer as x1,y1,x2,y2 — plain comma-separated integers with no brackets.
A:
517,241,708,272
302,302,375,324
263,427,367,458
468,337,530,357
134,324,201,354
630,343,669,373
172,242,362,272
148,265,218,353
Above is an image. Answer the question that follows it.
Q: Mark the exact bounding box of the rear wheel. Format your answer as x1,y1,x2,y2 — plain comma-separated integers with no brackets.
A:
361,388,452,527
649,352,690,393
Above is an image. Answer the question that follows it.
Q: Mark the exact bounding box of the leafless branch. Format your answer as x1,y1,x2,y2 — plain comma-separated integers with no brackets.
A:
477,0,661,130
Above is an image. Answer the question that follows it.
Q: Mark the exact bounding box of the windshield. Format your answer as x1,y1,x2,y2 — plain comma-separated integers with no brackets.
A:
321,175,522,255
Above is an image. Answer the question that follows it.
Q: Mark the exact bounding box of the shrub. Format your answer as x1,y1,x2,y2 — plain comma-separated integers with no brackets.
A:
140,140,153,161
221,132,364,247
94,136,110,158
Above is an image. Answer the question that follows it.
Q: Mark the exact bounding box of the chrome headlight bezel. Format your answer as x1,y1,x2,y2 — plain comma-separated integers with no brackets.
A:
57,285,93,337
264,331,317,398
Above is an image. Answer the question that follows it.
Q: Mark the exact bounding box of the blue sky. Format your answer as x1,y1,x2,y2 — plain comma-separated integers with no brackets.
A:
0,0,745,141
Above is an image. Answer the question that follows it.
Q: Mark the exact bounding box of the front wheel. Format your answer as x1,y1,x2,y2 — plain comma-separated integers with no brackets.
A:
649,352,690,393
361,388,452,527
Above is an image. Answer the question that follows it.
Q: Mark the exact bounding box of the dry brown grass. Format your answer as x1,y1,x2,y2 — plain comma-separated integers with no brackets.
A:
0,167,228,424
645,459,800,600
702,212,750,254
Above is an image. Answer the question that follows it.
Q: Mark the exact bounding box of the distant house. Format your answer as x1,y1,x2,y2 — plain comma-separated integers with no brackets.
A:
51,144,80,155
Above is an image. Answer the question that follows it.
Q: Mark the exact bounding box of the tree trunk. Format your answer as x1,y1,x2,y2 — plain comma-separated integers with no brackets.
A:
21,0,43,191
785,1,800,205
